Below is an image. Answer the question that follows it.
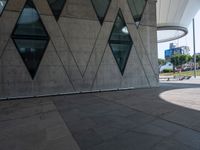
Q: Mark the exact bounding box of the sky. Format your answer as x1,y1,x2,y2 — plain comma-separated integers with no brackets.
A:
158,10,200,59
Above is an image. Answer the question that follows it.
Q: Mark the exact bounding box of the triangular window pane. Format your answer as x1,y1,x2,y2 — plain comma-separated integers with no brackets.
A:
47,0,66,21
91,0,111,24
11,0,50,79
109,9,133,75
12,0,49,38
13,39,49,79
0,0,8,16
127,0,147,23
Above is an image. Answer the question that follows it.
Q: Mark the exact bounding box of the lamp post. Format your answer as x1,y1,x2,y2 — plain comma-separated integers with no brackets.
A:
193,18,197,78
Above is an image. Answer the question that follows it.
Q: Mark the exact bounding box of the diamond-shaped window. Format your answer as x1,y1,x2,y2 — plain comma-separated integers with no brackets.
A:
12,0,49,38
0,0,8,16
91,0,111,25
11,0,49,79
47,0,66,21
12,39,49,78
109,9,133,75
127,0,147,24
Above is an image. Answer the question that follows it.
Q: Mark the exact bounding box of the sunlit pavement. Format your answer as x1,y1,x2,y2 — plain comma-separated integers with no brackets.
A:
1,79,200,150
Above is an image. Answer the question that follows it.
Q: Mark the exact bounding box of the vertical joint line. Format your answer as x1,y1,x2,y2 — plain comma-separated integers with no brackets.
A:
51,40,76,91
83,25,102,77
57,22,83,78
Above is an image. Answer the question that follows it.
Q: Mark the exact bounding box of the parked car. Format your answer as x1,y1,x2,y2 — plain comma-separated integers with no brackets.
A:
175,67,182,72
160,62,173,73
182,67,192,71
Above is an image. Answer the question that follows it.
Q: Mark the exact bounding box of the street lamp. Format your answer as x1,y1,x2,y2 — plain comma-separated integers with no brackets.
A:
193,18,197,78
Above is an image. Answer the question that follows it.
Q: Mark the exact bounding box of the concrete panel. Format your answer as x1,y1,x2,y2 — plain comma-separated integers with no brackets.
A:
119,2,158,87
92,46,122,91
41,15,83,90
0,40,74,98
59,18,101,75
0,11,19,57
34,0,52,16
140,0,157,27
32,41,75,95
5,0,26,12
62,0,97,20
128,24,158,87
83,22,114,91
0,40,31,80
138,26,159,78
93,43,149,91
104,0,119,23
119,0,136,24
121,46,150,89
0,40,34,98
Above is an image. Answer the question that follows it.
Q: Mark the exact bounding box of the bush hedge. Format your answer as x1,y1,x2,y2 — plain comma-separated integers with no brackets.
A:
163,69,173,73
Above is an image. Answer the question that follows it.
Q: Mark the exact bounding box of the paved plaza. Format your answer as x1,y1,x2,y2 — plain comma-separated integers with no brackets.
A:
0,79,200,150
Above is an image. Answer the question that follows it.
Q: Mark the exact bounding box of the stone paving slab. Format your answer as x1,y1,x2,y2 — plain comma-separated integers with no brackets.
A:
1,80,200,150
0,98,80,150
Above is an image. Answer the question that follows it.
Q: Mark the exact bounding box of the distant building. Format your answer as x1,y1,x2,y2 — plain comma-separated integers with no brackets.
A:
169,43,177,49
165,43,190,61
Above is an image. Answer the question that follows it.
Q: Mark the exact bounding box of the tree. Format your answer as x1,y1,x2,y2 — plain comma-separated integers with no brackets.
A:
171,54,192,67
179,54,192,65
158,58,165,66
196,54,200,65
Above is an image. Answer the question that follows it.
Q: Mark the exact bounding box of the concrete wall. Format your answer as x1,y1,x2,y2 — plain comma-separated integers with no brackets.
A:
0,0,158,99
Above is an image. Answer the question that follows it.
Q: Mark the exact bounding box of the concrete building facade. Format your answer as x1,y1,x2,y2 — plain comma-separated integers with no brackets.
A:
0,0,158,99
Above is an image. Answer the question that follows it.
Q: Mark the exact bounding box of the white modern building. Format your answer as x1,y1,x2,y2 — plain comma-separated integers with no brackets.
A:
157,0,200,43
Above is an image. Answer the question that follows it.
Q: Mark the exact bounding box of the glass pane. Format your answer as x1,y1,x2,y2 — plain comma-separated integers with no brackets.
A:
109,9,133,74
110,43,132,72
47,0,66,21
0,0,7,15
13,0,48,38
11,0,50,79
127,0,147,22
91,0,111,24
13,39,49,78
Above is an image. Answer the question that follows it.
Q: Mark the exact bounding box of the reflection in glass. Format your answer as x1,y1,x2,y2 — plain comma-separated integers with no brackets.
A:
47,0,66,21
11,0,49,79
0,0,7,15
13,39,49,78
127,0,147,23
122,26,129,34
91,0,111,24
109,9,133,74
12,0,48,37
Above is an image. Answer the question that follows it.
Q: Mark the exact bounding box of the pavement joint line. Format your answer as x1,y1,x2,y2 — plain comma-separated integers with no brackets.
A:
92,93,200,134
52,100,81,150
149,131,189,150
128,126,169,138
0,109,57,123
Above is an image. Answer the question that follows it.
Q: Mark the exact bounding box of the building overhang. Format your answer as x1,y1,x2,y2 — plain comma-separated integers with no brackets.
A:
157,25,188,43
156,0,200,43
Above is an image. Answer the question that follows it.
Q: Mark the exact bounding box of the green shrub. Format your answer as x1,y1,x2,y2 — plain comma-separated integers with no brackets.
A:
163,69,173,73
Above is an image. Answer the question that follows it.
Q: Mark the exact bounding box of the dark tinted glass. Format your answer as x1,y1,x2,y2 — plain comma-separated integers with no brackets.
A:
91,0,111,24
127,0,147,22
47,0,66,21
11,0,49,79
109,9,133,74
13,39,49,78
0,0,8,15
12,0,48,38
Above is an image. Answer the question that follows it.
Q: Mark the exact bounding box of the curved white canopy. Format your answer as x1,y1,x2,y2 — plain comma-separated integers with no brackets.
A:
157,0,200,43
